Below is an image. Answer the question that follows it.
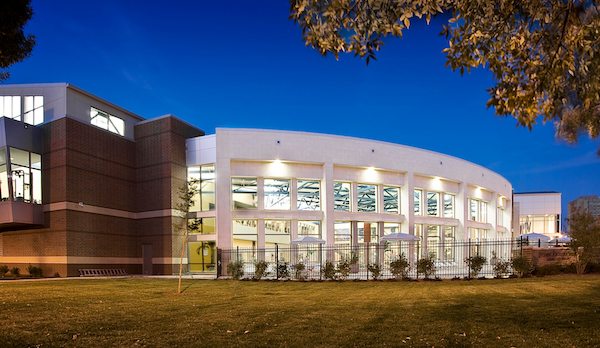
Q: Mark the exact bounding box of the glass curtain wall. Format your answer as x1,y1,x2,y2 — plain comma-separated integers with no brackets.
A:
264,179,290,210
0,148,8,201
265,220,291,248
334,181,351,211
232,177,258,209
383,186,399,213
297,180,320,210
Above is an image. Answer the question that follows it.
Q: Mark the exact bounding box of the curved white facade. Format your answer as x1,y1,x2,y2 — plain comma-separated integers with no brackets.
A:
186,128,512,251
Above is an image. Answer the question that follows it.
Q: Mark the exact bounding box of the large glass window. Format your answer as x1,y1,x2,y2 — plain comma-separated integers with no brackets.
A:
90,107,125,136
443,226,455,261
0,96,21,121
265,220,291,248
188,217,216,235
232,219,258,248
426,192,439,217
358,222,378,243
232,177,258,209
10,148,31,203
469,199,488,222
334,221,352,245
426,225,440,260
23,96,44,125
297,180,320,210
357,184,377,212
468,227,488,240
0,148,8,201
443,194,455,218
414,189,422,215
383,186,400,214
298,221,321,238
383,222,400,235
264,179,290,210
334,181,351,211
188,164,215,212
0,96,44,125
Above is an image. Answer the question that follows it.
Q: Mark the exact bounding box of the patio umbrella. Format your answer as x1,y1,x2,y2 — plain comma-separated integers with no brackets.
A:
291,236,326,244
549,235,572,244
517,233,551,243
380,233,419,242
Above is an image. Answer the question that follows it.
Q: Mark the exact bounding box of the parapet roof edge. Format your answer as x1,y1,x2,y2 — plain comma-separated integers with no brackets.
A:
214,127,512,185
514,191,561,195
138,113,205,134
0,82,146,121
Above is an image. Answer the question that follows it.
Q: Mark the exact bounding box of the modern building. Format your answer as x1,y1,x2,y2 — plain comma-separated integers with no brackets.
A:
568,195,600,230
513,192,562,239
0,83,513,276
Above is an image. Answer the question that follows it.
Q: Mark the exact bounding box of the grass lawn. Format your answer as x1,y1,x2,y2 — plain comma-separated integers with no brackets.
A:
1,275,599,347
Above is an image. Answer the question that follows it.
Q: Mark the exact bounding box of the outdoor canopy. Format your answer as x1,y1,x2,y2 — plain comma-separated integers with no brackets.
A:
380,233,420,242
517,233,551,243
291,236,326,244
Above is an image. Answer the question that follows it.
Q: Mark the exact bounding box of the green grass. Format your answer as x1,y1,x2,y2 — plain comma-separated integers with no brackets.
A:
1,275,600,347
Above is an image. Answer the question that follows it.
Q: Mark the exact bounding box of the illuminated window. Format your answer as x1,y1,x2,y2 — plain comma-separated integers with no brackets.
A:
414,189,422,215
426,225,440,260
0,148,8,201
265,220,291,248
469,199,488,222
426,192,439,216
188,165,215,212
297,180,320,210
443,194,455,218
0,96,22,121
231,177,257,209
298,220,321,238
188,217,216,235
443,226,455,261
334,221,352,245
232,219,258,248
90,107,125,136
23,96,44,125
264,179,290,210
334,181,351,211
383,222,400,235
383,186,400,213
357,184,377,212
358,222,378,243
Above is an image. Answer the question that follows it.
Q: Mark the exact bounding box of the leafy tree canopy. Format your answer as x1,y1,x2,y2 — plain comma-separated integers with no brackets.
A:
569,209,600,263
290,0,600,153
0,0,35,80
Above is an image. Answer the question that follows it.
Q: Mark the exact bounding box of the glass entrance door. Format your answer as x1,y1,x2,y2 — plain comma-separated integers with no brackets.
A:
188,241,216,272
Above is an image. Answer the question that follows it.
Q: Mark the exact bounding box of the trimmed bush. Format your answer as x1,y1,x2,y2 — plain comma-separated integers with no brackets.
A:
10,267,20,277
389,253,410,279
465,255,487,278
253,260,268,280
0,265,8,278
227,260,244,280
511,255,533,278
337,258,355,280
417,254,436,279
367,263,382,280
27,265,43,278
322,261,337,280
277,262,290,279
293,262,306,280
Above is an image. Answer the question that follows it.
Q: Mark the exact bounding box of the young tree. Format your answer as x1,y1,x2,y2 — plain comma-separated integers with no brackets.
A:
290,1,600,154
569,209,600,274
174,179,200,294
0,0,36,80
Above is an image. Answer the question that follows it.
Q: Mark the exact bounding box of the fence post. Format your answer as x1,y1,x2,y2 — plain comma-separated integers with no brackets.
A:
366,243,370,280
276,244,279,280
468,238,472,279
236,246,240,262
319,244,322,281
217,248,222,278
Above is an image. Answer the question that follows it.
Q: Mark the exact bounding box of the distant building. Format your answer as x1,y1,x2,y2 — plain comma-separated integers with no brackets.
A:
568,195,600,231
513,192,562,239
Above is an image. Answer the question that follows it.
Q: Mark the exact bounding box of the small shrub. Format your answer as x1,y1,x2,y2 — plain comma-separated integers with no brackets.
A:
53,272,61,278
367,263,382,280
417,254,436,279
293,262,306,280
227,260,244,280
322,261,337,280
277,262,290,279
253,260,268,280
511,255,533,278
465,255,487,278
337,258,355,280
10,267,20,277
27,265,43,278
492,259,511,278
0,265,8,278
389,253,410,279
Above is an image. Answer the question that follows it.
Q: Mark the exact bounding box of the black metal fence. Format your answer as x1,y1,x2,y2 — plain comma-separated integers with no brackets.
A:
217,239,548,280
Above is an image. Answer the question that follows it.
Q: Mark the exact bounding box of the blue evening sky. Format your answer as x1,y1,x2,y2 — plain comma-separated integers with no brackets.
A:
5,1,599,226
